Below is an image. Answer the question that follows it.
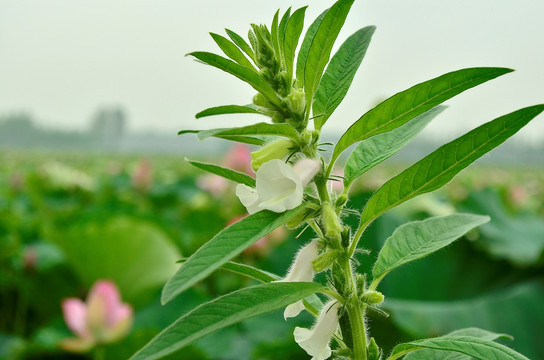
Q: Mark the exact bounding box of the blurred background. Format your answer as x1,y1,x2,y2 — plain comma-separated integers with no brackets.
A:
1,1,543,359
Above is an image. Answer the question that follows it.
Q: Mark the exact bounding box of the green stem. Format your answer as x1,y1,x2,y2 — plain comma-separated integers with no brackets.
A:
93,346,105,360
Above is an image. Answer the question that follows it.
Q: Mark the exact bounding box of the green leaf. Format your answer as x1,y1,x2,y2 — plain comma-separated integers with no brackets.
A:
404,328,511,360
177,258,279,283
161,206,304,304
195,104,260,119
459,188,544,266
388,335,529,360
178,129,267,146
180,122,300,142
278,7,291,61
295,8,327,85
372,213,490,286
271,10,281,64
186,159,255,187
188,52,280,107
284,6,307,80
331,67,514,167
225,28,255,62
48,216,180,301
344,106,445,188
304,0,354,105
313,25,375,130
210,33,256,70
357,105,544,235
132,282,324,360
383,279,544,360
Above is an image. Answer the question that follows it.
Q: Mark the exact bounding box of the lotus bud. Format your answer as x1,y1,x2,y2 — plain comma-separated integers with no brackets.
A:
60,280,133,353
294,301,341,360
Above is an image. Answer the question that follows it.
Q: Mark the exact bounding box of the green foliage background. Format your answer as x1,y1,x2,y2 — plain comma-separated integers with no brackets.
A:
0,150,542,359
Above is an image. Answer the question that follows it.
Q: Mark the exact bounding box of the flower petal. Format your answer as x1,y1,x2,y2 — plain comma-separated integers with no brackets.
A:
236,184,260,214
62,298,89,338
294,301,340,360
284,300,306,320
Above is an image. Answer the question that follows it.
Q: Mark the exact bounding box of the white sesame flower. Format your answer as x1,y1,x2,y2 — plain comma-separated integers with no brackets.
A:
236,159,320,214
294,301,341,360
278,240,320,319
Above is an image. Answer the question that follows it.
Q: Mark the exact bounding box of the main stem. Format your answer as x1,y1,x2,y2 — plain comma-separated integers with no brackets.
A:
315,174,367,360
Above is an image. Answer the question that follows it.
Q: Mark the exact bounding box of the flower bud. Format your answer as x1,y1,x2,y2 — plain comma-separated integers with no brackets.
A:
250,139,296,171
368,337,382,360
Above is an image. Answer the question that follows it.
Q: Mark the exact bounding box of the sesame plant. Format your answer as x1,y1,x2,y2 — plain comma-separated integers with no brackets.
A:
132,1,543,359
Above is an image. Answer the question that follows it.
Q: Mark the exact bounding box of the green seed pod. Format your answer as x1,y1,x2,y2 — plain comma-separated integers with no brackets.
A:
321,203,342,240
361,290,384,305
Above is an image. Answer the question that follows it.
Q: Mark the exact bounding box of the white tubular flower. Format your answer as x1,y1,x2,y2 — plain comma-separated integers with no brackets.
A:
236,158,321,214
294,301,341,360
278,240,320,319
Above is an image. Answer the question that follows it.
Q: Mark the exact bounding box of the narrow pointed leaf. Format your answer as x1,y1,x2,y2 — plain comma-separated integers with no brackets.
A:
388,335,529,360
404,328,511,360
304,0,354,105
313,26,375,129
295,9,327,84
210,33,256,70
188,52,280,106
284,6,307,80
161,206,304,303
372,214,490,286
133,282,324,360
195,104,261,119
177,258,279,283
179,123,300,142
357,105,544,234
178,129,267,146
331,67,514,166
271,10,281,64
225,28,255,61
278,7,291,61
186,159,255,187
344,106,445,187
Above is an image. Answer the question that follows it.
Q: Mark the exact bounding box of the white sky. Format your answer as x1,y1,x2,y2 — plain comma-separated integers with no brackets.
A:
1,0,543,143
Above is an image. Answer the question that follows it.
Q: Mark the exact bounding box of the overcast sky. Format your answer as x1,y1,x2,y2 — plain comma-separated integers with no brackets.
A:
1,0,543,143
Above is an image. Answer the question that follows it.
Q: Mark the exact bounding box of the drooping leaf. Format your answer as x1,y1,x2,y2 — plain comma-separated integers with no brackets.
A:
210,33,256,70
284,6,307,80
195,104,261,119
132,282,324,360
344,106,445,188
313,25,375,129
388,335,529,360
404,328,511,360
186,159,255,187
295,8,328,85
225,29,255,62
372,213,489,286
356,105,544,238
161,206,304,304
188,52,280,106
179,123,299,143
304,0,355,106
330,67,514,167
178,129,267,146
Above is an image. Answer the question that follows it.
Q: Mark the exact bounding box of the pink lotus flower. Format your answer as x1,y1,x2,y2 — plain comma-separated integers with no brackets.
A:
60,280,133,353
